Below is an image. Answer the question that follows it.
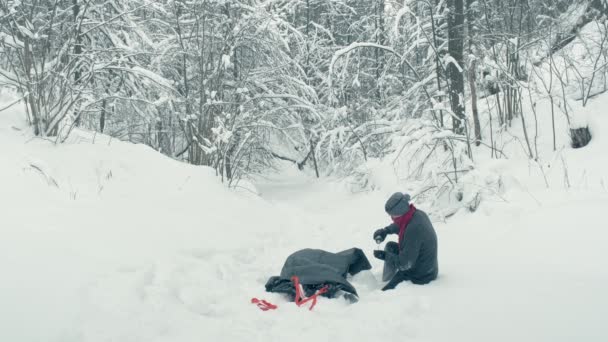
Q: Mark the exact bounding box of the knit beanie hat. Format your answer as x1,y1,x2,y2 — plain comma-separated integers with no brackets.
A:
384,192,411,217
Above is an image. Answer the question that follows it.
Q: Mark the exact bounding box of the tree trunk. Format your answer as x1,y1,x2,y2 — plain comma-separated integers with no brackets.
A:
448,0,465,135
468,59,481,146
429,2,444,127
310,139,319,178
466,0,481,146
23,38,41,136
99,98,106,133
374,0,385,101
571,127,592,148
73,0,83,127
304,0,311,84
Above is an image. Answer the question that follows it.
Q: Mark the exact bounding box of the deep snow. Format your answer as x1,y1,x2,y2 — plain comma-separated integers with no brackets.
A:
1,84,608,342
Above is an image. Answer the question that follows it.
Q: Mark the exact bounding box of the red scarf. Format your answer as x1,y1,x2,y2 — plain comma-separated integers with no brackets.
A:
392,204,416,248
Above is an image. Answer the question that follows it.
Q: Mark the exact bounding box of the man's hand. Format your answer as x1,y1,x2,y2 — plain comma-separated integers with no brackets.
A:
373,250,386,260
381,271,408,291
373,228,387,243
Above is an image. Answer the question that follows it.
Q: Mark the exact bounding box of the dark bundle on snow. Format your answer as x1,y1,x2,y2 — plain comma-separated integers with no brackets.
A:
265,248,372,303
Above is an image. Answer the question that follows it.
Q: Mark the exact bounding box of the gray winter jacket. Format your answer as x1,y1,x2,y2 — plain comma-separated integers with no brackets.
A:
383,209,438,284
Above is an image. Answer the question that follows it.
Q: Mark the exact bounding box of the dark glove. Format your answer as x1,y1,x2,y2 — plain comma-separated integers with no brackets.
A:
373,250,386,260
381,271,408,291
373,228,387,243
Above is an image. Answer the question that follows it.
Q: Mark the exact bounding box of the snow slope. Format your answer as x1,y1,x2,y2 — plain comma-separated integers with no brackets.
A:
2,84,608,342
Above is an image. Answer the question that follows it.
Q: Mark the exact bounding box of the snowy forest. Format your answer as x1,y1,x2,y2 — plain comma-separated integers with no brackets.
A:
2,1,605,196
1,1,608,341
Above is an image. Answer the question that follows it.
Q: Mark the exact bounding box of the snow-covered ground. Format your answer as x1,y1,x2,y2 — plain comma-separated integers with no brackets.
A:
1,86,608,342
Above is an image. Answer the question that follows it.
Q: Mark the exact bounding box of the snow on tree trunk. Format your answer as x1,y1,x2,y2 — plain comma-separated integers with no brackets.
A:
447,0,466,135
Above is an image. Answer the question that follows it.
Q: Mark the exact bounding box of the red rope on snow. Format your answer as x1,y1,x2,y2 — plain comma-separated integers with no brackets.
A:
251,276,328,312
291,276,329,311
251,298,278,311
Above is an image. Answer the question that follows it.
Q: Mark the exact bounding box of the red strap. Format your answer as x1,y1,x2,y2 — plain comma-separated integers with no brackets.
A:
251,298,277,311
251,277,328,312
291,276,329,311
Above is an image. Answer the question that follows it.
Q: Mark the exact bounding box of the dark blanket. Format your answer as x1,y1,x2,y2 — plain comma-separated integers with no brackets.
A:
265,248,372,302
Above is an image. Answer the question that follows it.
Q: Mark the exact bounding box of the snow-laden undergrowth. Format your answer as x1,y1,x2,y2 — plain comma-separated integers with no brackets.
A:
347,21,608,221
